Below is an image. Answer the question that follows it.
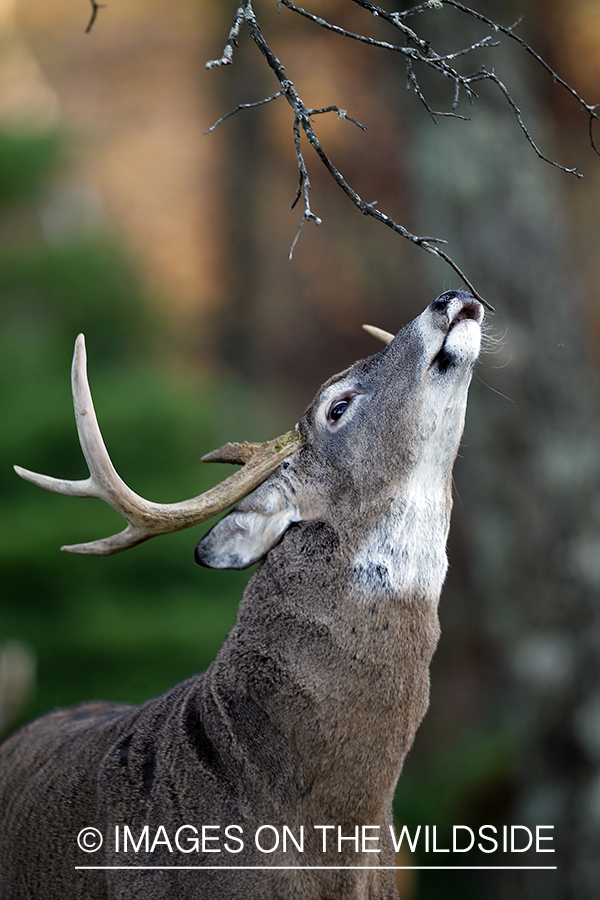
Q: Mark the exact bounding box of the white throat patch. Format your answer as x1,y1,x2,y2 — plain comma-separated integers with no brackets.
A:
351,389,469,603
351,463,450,603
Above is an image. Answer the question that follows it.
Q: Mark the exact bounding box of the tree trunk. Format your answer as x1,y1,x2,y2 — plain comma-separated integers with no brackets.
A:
408,4,600,898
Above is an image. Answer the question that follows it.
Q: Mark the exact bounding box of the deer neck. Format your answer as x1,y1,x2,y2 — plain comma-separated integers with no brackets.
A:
202,516,442,823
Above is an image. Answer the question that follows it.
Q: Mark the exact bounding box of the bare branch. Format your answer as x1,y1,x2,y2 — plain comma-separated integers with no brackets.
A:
85,0,106,34
349,0,436,56
406,58,469,122
204,91,282,135
206,0,599,308
280,0,596,161
470,69,582,178
206,5,245,69
307,106,367,132
288,107,365,257
241,3,494,308
282,1,497,69
280,0,419,56
438,35,500,63
346,0,598,164
289,113,322,259
589,107,600,156
350,0,600,165
439,0,600,157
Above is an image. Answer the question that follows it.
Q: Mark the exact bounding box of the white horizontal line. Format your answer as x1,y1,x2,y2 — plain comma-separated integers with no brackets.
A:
75,865,558,871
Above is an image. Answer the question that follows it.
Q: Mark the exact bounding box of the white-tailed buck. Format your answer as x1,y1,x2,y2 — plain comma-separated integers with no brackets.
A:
0,291,483,900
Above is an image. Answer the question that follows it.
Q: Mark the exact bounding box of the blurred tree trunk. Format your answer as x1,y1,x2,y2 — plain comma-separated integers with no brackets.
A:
408,3,600,898
208,4,600,896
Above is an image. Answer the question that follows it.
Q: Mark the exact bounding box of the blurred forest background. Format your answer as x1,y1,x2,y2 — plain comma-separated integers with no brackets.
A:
1,1,599,898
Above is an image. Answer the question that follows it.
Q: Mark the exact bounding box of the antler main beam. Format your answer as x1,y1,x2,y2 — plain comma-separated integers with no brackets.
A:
14,336,301,556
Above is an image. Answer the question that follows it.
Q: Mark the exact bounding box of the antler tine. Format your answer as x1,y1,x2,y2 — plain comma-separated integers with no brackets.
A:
363,324,395,345
14,334,128,505
14,336,302,556
201,441,264,465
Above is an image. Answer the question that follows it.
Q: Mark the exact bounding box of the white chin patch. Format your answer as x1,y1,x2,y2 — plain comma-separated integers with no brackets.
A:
445,318,482,364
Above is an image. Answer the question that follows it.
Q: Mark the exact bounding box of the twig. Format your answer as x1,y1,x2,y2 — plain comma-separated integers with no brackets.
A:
281,1,497,68
439,35,500,63
394,1,446,21
206,6,245,69
306,106,366,131
280,0,422,56
406,58,469,122
347,0,597,164
85,0,106,34
349,0,436,56
438,0,600,157
204,92,282,135
589,107,600,156
301,108,487,305
289,114,322,259
470,69,581,177
282,0,583,169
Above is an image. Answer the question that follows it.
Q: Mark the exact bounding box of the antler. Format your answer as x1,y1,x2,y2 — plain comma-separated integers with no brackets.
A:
363,324,394,345
14,335,301,556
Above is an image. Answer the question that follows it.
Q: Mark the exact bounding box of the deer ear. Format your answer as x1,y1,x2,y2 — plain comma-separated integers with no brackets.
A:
194,481,301,570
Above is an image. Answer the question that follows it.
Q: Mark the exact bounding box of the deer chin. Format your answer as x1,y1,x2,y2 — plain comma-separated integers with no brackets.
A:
414,291,483,379
445,314,482,360
432,321,481,376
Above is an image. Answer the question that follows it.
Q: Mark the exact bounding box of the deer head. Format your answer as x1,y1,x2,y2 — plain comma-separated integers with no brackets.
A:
196,292,482,591
15,291,482,592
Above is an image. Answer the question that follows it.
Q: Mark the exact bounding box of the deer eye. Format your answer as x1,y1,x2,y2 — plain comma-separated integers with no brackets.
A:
323,389,361,428
328,399,350,424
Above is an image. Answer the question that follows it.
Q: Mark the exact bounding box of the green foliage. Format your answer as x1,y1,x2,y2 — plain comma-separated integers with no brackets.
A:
393,723,518,900
394,725,515,828
0,130,62,205
0,128,278,732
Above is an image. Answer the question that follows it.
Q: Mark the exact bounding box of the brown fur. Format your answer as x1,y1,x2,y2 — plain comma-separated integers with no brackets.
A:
0,292,482,899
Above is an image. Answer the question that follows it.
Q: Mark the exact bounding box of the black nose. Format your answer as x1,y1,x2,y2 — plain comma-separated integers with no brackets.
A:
429,290,476,314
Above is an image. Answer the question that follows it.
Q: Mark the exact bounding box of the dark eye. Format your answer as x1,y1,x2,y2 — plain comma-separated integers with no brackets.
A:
329,400,350,423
